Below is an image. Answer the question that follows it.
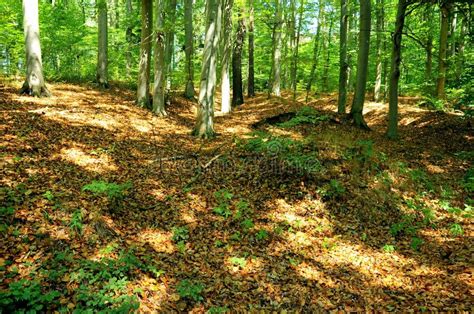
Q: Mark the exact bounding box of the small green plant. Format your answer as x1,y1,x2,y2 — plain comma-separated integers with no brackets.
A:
0,279,61,312
449,223,464,237
82,180,132,209
255,229,269,241
278,106,329,128
410,237,424,251
172,226,189,242
207,306,229,314
213,189,233,218
230,257,247,268
463,167,474,193
70,209,83,235
408,169,434,192
176,280,205,302
43,190,54,202
241,218,254,230
383,244,396,253
230,231,241,241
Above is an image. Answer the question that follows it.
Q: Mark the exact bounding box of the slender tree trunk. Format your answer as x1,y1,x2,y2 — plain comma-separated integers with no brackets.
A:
152,0,166,116
96,0,109,88
374,0,383,102
449,11,457,60
306,0,324,101
337,0,348,113
20,0,50,97
184,0,195,99
349,0,371,129
193,0,221,138
232,9,246,107
125,0,133,79
436,3,450,99
455,15,466,80
387,0,407,139
322,11,333,93
164,0,177,90
347,1,357,93
271,0,282,97
247,0,255,97
221,0,233,113
137,0,152,106
291,0,304,101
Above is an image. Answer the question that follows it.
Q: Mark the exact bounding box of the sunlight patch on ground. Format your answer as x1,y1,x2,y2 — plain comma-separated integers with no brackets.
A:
296,262,338,288
57,146,117,173
136,229,175,254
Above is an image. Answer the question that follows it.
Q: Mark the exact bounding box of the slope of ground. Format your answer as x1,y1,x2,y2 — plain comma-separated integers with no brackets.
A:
1,82,472,312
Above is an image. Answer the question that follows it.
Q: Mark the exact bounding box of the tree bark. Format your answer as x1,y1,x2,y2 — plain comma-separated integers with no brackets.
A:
337,0,348,113
96,0,109,88
137,0,152,106
125,0,133,79
436,3,450,99
184,0,195,99
349,0,371,129
232,9,246,107
164,0,177,90
221,0,233,113
374,0,384,102
387,0,407,140
271,0,282,97
247,0,255,97
193,0,221,138
20,0,50,97
306,0,324,101
152,0,166,116
291,0,304,101
322,10,333,93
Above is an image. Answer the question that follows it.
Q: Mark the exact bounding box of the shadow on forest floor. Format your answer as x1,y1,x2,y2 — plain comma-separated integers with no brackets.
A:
0,82,472,312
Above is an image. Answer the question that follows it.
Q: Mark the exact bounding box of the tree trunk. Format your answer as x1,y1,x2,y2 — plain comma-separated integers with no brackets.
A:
374,0,383,102
193,0,221,138
436,3,450,99
337,0,348,113
349,0,370,129
271,0,282,97
152,0,166,116
322,11,333,93
221,0,233,113
184,0,195,99
247,0,255,97
164,0,177,90
306,0,324,101
96,0,109,88
455,15,466,80
20,0,50,97
291,0,304,101
232,9,246,107
125,0,133,79
137,0,152,106
387,0,407,140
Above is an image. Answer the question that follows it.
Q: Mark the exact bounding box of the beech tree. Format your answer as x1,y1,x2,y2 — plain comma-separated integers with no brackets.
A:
221,0,234,113
349,0,371,129
193,0,221,138
152,0,166,116
96,0,108,88
374,0,384,102
137,0,152,106
232,8,246,107
306,0,324,101
20,0,50,97
270,0,282,97
184,0,194,99
337,0,348,113
436,1,450,99
248,0,255,97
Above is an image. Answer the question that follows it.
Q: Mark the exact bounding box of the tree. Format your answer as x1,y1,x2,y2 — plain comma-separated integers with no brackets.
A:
374,0,384,102
247,0,255,97
387,0,408,139
291,0,304,101
270,0,282,97
19,0,50,97
96,0,108,88
436,2,450,99
152,0,167,116
137,0,152,107
306,0,324,101
184,0,194,99
349,0,371,129
125,0,133,79
193,0,221,138
322,9,334,93
232,8,246,107
337,0,348,113
221,0,233,113
164,0,177,90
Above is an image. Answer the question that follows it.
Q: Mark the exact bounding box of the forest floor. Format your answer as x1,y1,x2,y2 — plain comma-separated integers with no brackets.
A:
1,81,473,312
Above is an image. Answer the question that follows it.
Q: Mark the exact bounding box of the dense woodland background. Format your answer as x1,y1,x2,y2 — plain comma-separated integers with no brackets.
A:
0,0,473,312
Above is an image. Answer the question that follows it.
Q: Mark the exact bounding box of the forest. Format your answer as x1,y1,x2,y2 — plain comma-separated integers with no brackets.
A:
0,0,473,312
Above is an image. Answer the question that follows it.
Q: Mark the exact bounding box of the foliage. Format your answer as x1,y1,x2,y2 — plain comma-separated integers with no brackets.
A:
213,189,233,218
318,179,346,200
0,279,61,312
172,226,190,242
278,106,329,128
176,280,205,302
70,209,84,235
82,180,132,200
